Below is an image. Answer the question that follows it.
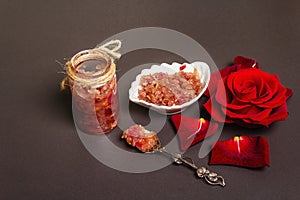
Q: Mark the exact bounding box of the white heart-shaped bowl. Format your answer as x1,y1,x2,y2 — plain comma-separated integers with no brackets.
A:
129,62,210,115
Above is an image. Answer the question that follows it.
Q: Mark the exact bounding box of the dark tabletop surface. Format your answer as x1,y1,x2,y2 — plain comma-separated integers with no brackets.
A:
1,0,300,199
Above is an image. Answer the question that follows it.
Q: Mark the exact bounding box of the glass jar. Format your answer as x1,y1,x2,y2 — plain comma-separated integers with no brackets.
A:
66,49,119,134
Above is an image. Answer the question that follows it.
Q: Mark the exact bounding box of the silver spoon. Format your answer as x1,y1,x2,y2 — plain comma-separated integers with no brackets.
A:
151,141,225,187
122,125,226,187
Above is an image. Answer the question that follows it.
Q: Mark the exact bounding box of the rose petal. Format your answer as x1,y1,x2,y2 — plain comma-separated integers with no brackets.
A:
285,88,293,99
232,78,257,100
215,77,254,111
225,69,259,102
237,80,257,98
250,74,286,108
204,56,258,97
215,78,233,106
263,74,279,95
229,103,288,128
226,105,272,122
227,98,252,110
234,56,259,69
258,103,289,127
204,66,236,97
209,136,270,168
256,89,286,109
203,97,231,123
171,114,219,150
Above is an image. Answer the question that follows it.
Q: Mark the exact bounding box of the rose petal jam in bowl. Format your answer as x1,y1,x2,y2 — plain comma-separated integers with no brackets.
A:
129,62,210,115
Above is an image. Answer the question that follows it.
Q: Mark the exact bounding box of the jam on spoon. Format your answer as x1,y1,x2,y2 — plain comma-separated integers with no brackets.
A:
121,125,226,187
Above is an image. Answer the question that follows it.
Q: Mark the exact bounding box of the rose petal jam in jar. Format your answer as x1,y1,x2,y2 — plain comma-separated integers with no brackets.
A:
65,49,119,134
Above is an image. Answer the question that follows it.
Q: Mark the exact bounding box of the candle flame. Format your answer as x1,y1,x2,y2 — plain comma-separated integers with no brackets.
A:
234,136,243,154
199,118,205,124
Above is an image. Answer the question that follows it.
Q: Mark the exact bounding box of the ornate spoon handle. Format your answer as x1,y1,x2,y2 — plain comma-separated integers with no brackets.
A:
159,147,225,187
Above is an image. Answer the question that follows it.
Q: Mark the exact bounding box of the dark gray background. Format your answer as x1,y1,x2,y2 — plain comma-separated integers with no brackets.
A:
1,0,299,199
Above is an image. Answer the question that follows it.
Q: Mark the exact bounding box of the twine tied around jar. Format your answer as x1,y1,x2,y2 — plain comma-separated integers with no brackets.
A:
61,40,122,90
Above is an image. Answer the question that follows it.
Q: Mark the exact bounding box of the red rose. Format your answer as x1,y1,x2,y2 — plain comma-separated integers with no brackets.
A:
204,56,293,128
